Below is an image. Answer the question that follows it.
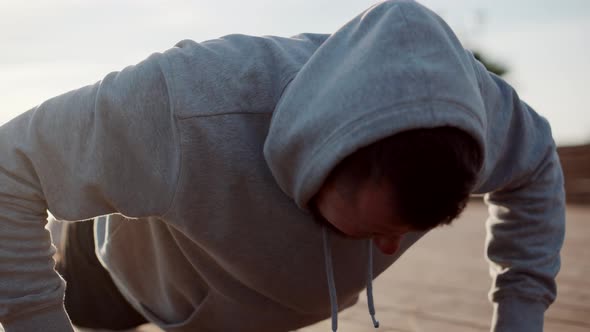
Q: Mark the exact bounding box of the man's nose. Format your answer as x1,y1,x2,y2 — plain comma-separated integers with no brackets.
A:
373,236,400,255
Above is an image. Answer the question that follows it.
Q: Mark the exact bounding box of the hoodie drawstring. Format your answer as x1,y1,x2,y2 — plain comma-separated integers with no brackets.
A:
322,226,380,331
322,226,339,332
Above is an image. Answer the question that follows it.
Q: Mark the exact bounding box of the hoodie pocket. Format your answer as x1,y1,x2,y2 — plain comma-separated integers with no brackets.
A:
138,291,212,331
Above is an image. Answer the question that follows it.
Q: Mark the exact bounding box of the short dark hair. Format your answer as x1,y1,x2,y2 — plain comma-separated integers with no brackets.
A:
325,126,482,231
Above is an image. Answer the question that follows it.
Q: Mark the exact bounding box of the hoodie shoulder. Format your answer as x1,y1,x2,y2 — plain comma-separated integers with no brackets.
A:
157,34,325,119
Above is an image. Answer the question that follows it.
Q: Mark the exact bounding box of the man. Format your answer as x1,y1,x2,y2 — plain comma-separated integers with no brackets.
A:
0,1,565,331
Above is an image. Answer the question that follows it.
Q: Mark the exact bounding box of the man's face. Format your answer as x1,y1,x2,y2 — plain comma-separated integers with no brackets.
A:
312,177,413,255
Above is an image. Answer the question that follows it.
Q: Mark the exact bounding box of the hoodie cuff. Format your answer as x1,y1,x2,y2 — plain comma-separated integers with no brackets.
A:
491,297,546,332
2,304,74,332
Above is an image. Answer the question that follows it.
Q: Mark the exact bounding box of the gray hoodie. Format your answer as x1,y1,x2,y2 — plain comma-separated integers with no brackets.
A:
0,1,565,331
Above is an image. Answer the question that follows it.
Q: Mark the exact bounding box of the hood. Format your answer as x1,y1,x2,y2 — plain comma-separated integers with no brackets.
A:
264,0,486,210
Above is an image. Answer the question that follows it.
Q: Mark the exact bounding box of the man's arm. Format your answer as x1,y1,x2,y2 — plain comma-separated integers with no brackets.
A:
467,51,566,332
0,52,180,332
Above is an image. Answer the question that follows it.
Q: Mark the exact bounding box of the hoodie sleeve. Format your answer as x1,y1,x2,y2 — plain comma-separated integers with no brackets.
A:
0,52,180,331
468,52,566,332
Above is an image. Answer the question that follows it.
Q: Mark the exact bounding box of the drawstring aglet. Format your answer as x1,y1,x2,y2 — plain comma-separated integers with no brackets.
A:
366,240,380,328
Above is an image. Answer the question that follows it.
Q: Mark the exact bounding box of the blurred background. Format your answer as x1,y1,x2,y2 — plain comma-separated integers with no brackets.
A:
0,0,588,202
0,1,588,331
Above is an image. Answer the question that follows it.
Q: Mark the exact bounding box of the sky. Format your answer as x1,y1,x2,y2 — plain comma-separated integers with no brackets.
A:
1,0,588,145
